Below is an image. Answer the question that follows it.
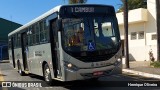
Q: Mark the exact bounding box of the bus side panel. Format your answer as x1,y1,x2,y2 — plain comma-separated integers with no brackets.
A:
8,49,13,66
27,43,53,76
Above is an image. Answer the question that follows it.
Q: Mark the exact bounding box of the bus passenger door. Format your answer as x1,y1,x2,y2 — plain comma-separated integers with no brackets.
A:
50,19,62,78
11,37,15,68
21,32,29,71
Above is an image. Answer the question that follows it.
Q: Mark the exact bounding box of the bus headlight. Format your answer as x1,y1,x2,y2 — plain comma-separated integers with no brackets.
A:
67,63,72,68
64,61,79,71
117,58,121,62
114,58,121,66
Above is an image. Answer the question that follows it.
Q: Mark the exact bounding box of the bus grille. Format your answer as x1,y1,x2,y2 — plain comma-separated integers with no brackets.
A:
76,54,115,62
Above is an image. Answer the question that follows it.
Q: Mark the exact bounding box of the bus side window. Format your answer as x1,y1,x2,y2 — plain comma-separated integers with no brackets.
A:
17,34,21,48
32,25,36,45
44,20,49,42
35,23,40,44
27,28,32,46
40,20,48,43
8,38,11,50
40,21,44,43
52,21,58,42
16,34,18,48
13,35,16,48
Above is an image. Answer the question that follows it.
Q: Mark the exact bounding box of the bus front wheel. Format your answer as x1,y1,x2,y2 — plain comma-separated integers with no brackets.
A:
43,64,53,85
89,77,99,81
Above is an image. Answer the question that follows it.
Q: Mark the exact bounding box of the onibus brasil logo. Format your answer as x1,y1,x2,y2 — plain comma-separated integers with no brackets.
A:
2,81,43,87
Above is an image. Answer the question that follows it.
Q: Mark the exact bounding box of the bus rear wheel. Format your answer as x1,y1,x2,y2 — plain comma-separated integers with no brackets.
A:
43,64,53,85
18,62,25,76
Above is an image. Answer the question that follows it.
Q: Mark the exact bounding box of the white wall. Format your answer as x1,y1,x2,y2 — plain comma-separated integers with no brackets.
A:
119,22,147,61
119,22,146,47
119,20,157,61
128,23,146,47
116,8,148,25
119,25,124,40
145,0,157,60
118,0,158,61
146,0,157,46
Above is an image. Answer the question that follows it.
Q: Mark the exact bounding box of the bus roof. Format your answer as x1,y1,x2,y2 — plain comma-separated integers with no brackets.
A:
8,5,62,36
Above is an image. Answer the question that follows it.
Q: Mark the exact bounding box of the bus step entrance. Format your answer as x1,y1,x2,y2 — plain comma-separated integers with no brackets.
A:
57,76,61,79
57,70,62,79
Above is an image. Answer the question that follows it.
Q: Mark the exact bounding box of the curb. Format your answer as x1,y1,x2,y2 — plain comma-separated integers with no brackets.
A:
122,69,160,79
0,60,10,63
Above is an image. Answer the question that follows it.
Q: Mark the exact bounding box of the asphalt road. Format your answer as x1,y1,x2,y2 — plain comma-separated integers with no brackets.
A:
0,62,160,90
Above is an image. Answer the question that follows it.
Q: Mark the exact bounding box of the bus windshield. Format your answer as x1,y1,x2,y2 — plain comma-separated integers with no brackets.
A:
62,16,120,53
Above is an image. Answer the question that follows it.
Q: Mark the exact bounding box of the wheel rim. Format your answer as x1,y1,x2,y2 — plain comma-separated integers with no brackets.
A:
19,69,22,74
45,67,50,81
18,63,22,74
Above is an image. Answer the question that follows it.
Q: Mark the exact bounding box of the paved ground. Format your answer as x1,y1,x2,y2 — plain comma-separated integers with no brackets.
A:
0,62,160,90
123,61,160,77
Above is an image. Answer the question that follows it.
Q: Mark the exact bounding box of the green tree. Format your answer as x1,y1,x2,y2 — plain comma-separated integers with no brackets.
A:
117,0,147,12
67,0,87,4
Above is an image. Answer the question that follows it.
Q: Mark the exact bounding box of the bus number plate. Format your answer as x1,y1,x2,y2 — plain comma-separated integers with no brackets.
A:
93,71,103,76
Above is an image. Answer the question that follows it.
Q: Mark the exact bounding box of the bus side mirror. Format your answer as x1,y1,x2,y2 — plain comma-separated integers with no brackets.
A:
58,19,62,31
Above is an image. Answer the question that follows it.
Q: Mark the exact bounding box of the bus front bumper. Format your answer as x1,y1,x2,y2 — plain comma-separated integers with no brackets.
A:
64,63,122,81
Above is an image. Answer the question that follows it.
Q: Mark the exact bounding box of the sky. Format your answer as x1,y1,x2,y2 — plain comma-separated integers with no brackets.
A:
0,0,122,25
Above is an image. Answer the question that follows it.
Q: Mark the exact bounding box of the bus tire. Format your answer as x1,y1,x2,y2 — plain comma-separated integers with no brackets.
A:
43,64,53,85
90,77,99,81
18,62,25,76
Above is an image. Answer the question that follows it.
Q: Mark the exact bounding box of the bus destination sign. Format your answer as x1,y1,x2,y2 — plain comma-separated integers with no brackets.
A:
59,5,115,18
71,7,94,13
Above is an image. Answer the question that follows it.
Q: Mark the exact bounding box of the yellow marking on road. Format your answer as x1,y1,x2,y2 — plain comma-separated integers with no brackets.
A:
0,68,8,90
0,68,4,81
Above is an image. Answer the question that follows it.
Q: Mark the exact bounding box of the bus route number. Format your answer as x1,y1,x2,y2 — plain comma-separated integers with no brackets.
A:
71,7,94,13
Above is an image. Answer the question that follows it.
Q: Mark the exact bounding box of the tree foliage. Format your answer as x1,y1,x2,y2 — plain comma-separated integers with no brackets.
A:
117,0,147,12
68,0,87,4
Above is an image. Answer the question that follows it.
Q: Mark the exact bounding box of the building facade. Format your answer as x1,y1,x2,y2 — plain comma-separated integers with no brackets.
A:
117,0,157,61
0,18,22,60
